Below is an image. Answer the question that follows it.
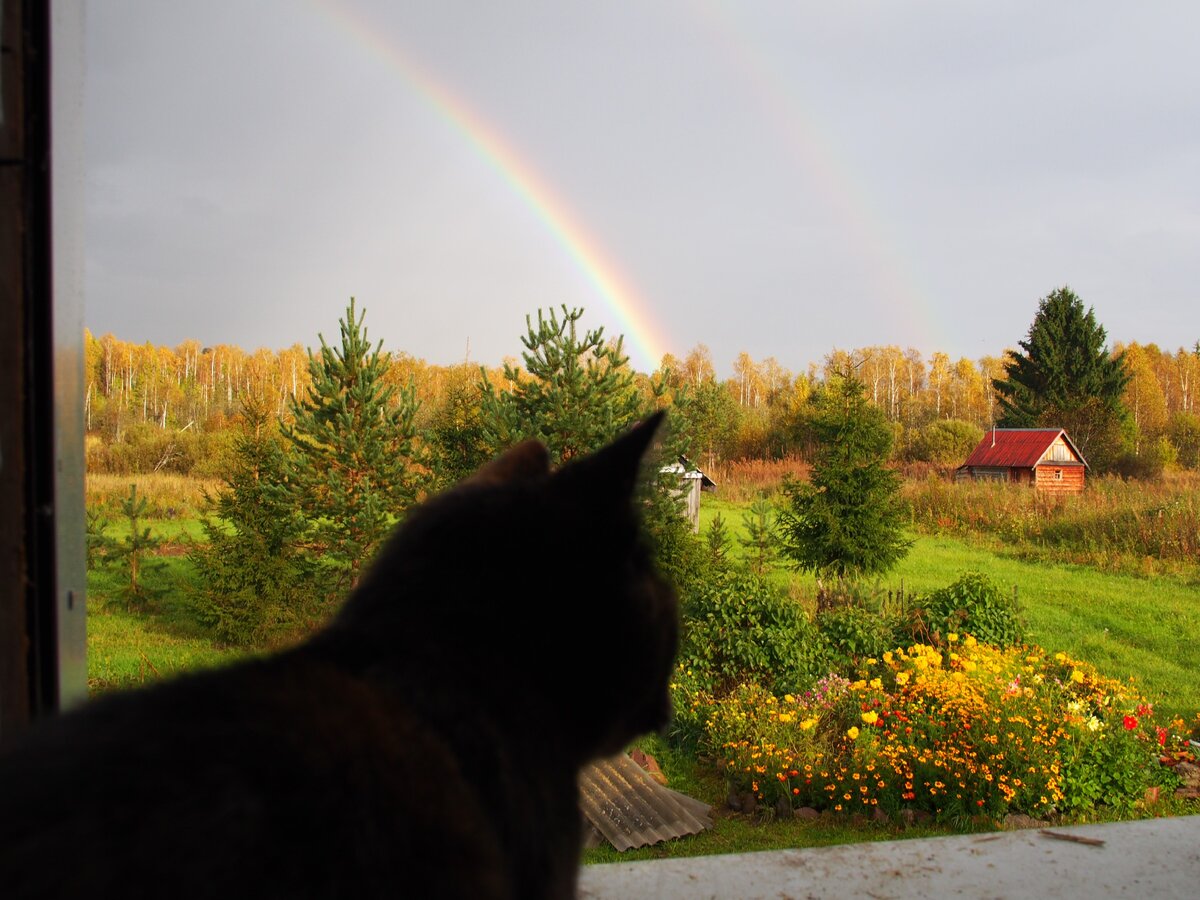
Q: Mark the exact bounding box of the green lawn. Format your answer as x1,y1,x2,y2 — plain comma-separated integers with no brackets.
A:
84,501,1199,862
86,557,246,693
92,499,1200,715
700,496,1200,717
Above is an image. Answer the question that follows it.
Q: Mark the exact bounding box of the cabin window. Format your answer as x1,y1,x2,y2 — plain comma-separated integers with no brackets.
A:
1055,469,1063,480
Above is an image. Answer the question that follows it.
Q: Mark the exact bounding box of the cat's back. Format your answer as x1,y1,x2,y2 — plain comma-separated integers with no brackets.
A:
1,415,677,899
0,652,510,899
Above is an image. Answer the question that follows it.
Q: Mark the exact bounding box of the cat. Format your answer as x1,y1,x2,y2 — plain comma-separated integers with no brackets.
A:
0,413,679,899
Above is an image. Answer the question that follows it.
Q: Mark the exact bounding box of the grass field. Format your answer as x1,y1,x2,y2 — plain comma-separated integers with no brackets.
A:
84,487,1200,859
90,494,1200,715
86,558,247,692
700,496,1200,717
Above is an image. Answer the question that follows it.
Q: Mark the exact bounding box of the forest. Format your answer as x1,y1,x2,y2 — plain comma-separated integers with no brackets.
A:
83,322,1200,481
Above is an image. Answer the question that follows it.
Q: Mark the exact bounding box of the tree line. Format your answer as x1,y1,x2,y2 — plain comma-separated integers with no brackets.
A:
84,296,1200,477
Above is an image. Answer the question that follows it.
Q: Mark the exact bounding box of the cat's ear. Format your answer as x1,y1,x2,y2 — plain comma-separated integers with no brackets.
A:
560,411,665,499
467,439,551,486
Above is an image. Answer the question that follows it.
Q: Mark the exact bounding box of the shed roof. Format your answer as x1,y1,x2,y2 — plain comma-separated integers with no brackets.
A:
579,753,712,851
961,428,1088,469
660,456,716,490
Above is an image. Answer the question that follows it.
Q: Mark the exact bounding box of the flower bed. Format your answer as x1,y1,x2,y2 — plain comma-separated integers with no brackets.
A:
675,636,1195,822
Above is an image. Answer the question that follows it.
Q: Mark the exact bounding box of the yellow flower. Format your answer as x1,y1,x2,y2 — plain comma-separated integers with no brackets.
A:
1070,669,1085,684
947,632,959,643
883,651,894,664
964,636,977,648
800,717,818,731
847,726,860,740
784,694,796,704
866,658,878,665
862,711,879,725
869,678,883,690
895,672,910,686
1055,652,1067,662
778,712,794,723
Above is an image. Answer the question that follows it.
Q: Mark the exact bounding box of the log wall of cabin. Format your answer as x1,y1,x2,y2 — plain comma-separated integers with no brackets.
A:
1035,464,1085,494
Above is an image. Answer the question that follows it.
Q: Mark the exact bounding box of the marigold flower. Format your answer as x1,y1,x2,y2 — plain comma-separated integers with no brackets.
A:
862,711,879,725
847,726,860,740
947,633,958,643
1070,669,1085,683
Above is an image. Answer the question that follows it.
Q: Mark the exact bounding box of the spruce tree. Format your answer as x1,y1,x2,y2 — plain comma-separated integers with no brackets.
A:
777,374,911,588
479,305,646,464
994,286,1130,468
188,400,315,645
739,499,779,575
704,513,732,567
108,484,166,609
278,299,424,594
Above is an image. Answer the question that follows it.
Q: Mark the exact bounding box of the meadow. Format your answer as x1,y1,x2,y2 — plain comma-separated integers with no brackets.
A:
84,469,1200,858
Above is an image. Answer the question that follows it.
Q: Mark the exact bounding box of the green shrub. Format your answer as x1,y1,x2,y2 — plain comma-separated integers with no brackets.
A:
910,571,1024,648
816,604,900,672
905,419,984,465
1168,412,1200,469
679,569,826,697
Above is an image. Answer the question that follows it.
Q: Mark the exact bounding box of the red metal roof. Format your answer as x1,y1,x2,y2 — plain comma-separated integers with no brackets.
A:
961,428,1086,469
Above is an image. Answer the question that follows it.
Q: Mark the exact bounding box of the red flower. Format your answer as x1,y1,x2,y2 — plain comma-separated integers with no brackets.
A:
1123,715,1138,731
1156,727,1168,746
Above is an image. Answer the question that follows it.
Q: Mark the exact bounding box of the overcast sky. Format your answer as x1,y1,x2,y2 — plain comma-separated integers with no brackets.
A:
84,1,1200,375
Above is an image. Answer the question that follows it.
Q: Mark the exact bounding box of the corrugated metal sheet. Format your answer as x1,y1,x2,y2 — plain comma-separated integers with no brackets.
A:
962,429,1074,468
579,753,712,852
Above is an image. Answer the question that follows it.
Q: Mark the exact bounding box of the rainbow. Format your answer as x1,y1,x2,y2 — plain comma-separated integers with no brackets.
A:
310,1,671,371
692,1,946,350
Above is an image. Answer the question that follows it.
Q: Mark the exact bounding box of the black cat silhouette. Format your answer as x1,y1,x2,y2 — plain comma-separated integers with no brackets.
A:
0,413,678,899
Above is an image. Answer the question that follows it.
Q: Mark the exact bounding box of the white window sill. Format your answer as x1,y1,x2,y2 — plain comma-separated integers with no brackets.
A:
579,814,1200,898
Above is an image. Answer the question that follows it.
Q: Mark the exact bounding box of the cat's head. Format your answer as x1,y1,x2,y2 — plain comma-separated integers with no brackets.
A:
335,413,680,761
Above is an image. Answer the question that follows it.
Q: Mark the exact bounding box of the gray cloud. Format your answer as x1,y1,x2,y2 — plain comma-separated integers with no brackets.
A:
85,0,1200,373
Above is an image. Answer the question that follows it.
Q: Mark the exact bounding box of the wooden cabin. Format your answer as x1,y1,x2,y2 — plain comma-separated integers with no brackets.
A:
956,428,1088,494
661,456,716,532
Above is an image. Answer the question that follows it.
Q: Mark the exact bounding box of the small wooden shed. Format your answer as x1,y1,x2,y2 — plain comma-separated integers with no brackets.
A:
660,456,716,532
956,428,1088,494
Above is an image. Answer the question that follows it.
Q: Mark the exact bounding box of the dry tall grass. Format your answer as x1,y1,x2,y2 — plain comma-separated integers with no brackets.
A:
708,455,811,502
86,473,221,518
904,470,1200,572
